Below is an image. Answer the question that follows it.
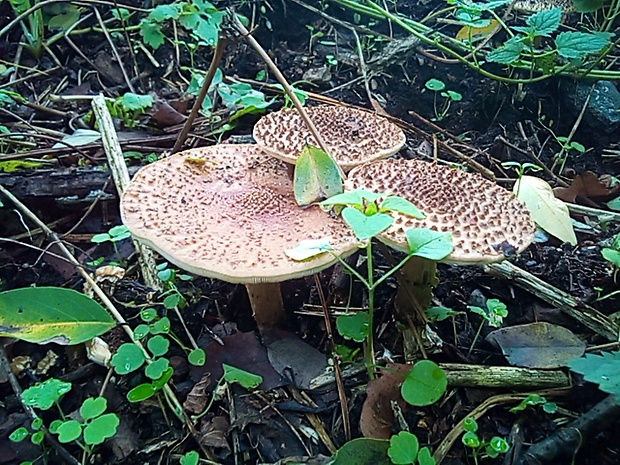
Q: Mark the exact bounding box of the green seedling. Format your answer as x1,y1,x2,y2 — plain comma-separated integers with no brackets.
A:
111,306,206,403
180,451,200,465
510,394,557,414
424,78,462,121
305,24,325,53
426,305,465,346
467,298,508,356
105,93,154,128
7,0,44,58
10,379,119,461
287,189,453,377
461,418,510,464
91,224,131,265
501,161,543,196
601,233,620,274
552,136,586,173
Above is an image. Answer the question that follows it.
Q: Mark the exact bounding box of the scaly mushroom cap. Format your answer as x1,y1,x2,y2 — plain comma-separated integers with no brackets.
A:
345,159,536,264
121,144,358,283
252,105,406,171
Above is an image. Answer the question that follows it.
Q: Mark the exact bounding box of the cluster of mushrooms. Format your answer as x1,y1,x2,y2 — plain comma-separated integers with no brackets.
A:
121,105,536,331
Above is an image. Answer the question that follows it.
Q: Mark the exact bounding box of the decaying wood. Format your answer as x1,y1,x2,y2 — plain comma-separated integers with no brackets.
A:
441,363,569,389
91,95,161,291
485,261,619,341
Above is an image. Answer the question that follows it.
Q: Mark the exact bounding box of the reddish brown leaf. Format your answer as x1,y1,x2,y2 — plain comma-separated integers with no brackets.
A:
554,171,620,203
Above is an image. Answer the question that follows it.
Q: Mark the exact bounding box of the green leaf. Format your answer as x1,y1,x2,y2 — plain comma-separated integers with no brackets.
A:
426,306,462,322
188,348,206,366
121,93,153,112
463,418,478,432
140,308,158,322
401,360,447,406
379,196,425,219
556,31,612,59
320,189,383,210
417,447,436,465
147,335,170,357
602,248,620,267
110,343,146,375
83,413,119,445
57,420,82,443
108,225,130,240
91,233,111,243
80,397,107,420
21,378,72,410
425,79,445,92
222,364,263,389
9,427,29,442
127,383,158,402
149,4,180,22
151,317,171,334
342,207,393,241
294,145,344,206
52,129,101,149
525,8,562,36
163,293,181,309
388,431,419,465
572,0,605,12
152,367,174,389
180,451,200,465
406,228,453,260
487,36,524,64
133,324,150,339
568,351,620,398
332,437,391,465
31,431,45,445
336,312,370,342
47,6,80,31
145,357,170,380
286,238,333,261
0,287,115,345
140,20,165,49
462,431,481,448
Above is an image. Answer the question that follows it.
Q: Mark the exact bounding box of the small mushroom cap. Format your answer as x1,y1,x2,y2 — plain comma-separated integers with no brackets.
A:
345,159,536,264
252,105,406,171
121,144,358,283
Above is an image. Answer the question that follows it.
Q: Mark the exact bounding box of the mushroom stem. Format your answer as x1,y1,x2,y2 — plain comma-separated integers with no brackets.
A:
245,283,286,331
395,257,439,316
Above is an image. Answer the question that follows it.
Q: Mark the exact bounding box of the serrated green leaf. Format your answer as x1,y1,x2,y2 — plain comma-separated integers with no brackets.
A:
487,36,524,64
121,93,153,112
572,0,605,12
336,312,370,342
0,287,114,345
568,351,620,398
140,20,165,49
22,378,72,411
556,31,612,59
526,8,562,36
149,4,180,22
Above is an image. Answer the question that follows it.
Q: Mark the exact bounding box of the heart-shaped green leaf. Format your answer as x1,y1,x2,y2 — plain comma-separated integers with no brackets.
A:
321,189,383,209
406,228,453,260
401,360,447,406
380,196,425,219
342,207,393,241
388,431,419,465
294,145,343,206
336,312,370,342
80,397,107,420
83,413,120,445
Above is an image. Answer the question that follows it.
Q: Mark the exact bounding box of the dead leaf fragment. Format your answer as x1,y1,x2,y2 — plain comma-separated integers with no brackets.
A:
486,321,585,369
554,171,620,203
515,176,577,245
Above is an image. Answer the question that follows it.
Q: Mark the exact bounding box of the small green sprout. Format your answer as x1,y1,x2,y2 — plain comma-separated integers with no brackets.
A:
462,418,510,464
467,298,508,356
425,78,462,121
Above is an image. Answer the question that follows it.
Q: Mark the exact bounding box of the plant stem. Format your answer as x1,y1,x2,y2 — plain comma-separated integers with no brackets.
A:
365,241,376,379
468,320,485,357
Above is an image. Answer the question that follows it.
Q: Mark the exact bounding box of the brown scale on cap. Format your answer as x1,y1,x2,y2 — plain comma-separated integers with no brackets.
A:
121,144,358,283
252,105,406,171
346,158,536,264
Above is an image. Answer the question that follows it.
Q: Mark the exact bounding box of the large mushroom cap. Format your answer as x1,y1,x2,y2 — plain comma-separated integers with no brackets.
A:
252,105,406,171
121,144,358,283
345,158,536,264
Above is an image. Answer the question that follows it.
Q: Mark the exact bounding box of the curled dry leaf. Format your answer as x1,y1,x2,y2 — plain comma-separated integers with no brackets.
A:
554,171,620,203
360,363,410,439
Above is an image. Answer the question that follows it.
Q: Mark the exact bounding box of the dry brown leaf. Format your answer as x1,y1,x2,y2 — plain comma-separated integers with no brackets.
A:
554,171,620,203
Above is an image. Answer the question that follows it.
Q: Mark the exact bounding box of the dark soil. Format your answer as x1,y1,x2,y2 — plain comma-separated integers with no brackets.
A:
1,1,620,465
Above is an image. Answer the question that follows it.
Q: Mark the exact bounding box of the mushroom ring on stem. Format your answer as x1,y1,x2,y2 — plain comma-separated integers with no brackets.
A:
121,144,358,331
253,105,406,172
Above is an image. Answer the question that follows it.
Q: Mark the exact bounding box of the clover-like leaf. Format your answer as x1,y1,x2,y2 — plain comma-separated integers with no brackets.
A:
342,207,393,241
57,420,83,443
336,312,370,343
83,413,120,445
21,378,72,410
110,343,146,375
388,431,419,465
401,360,447,406
80,397,107,420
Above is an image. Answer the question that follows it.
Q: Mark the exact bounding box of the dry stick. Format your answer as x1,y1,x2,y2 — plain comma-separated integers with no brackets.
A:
92,98,200,350
229,12,346,180
91,95,160,290
566,202,620,222
0,345,81,465
433,389,568,464
172,37,228,154
485,261,619,341
92,7,135,93
314,274,352,442
0,184,214,458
